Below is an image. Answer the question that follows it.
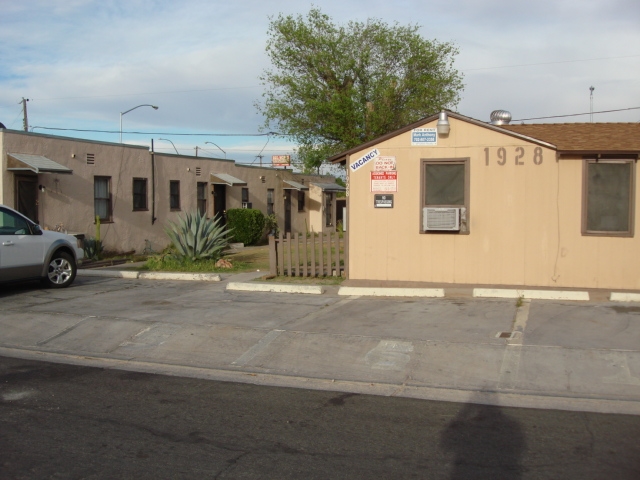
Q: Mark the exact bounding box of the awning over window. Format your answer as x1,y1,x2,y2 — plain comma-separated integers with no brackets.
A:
283,180,309,191
312,182,346,192
7,153,73,174
210,173,247,186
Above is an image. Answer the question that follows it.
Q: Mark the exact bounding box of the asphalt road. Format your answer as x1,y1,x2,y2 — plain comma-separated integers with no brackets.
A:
1,356,640,479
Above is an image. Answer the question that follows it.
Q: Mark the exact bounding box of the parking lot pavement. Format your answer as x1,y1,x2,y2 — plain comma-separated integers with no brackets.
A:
1,275,640,415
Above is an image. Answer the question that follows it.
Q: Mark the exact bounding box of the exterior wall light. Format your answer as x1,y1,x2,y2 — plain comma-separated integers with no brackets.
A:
436,110,450,135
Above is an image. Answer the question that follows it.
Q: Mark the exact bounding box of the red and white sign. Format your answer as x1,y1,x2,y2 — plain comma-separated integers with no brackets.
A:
371,171,397,192
272,155,291,166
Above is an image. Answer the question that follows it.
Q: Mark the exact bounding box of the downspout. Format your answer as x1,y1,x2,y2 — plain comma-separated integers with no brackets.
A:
151,139,156,225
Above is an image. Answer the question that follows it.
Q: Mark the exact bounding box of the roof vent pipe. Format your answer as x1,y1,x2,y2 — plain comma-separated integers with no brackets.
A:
490,110,512,125
436,111,450,135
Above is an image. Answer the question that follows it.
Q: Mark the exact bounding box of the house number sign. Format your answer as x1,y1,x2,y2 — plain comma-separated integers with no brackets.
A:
484,147,544,166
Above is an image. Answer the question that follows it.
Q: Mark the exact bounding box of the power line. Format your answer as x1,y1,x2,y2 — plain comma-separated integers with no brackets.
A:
30,126,287,137
463,54,640,72
512,106,640,122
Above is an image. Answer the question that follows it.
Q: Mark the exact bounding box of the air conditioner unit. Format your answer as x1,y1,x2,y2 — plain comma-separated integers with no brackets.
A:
423,207,461,231
242,202,252,209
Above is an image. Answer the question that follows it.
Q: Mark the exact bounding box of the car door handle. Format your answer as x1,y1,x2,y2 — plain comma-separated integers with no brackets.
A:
2,241,15,246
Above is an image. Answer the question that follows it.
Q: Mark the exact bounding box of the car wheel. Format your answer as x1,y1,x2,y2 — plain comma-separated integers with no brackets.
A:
45,251,76,288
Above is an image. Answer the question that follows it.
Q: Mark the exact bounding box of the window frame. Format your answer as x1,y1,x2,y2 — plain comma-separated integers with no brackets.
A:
169,180,181,211
94,176,112,223
420,158,470,234
197,182,207,217
132,177,148,212
582,157,636,237
298,190,305,212
242,188,249,204
267,188,274,215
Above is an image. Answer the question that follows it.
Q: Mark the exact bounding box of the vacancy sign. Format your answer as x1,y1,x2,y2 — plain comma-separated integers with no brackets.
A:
371,171,397,192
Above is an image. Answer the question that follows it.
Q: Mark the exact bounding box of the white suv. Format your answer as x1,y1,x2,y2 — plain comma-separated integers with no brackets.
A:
0,205,84,288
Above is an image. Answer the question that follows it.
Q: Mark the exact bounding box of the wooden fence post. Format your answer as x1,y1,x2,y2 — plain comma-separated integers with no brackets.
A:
310,233,316,277
269,235,277,276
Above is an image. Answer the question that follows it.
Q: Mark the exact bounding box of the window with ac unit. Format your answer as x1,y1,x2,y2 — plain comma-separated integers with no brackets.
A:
421,158,469,233
582,158,635,237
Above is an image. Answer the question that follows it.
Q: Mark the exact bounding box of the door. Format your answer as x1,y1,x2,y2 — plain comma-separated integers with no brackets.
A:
212,184,226,224
15,175,39,223
284,190,292,233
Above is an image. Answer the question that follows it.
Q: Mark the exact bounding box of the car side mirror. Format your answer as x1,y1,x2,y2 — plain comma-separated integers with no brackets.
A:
32,224,43,235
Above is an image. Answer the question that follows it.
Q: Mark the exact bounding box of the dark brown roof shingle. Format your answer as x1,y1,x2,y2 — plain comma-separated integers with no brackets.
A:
500,123,640,153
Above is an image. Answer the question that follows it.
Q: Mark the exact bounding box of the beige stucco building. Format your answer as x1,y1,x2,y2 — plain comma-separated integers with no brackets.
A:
0,129,344,253
331,111,640,291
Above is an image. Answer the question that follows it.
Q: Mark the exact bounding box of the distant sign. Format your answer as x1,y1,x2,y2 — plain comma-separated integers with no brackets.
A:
373,156,396,171
349,148,379,172
272,155,291,166
371,171,397,192
411,128,437,146
374,194,394,208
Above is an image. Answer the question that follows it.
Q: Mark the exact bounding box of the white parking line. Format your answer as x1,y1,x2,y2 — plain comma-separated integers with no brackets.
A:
498,299,531,390
231,329,285,366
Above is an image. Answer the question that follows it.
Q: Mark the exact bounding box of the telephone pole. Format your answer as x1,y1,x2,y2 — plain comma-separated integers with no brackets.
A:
21,97,29,131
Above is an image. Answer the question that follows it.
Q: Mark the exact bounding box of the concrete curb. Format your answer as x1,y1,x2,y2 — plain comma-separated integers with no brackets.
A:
2,346,639,416
338,286,445,298
226,282,324,295
610,292,640,302
78,269,221,282
473,288,590,301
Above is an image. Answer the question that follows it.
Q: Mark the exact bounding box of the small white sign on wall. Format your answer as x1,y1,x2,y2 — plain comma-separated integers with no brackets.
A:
373,156,396,171
411,128,437,146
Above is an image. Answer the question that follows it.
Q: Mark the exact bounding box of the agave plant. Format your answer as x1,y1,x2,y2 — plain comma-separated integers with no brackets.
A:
165,211,231,261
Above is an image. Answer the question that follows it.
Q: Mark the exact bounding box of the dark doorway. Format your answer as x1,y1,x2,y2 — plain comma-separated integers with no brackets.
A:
284,190,292,233
212,183,226,224
336,198,346,230
15,175,38,223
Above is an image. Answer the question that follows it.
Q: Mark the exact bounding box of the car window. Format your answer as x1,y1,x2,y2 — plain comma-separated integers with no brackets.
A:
0,209,31,235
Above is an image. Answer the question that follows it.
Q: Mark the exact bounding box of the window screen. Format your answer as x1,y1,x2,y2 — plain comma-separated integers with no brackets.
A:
585,161,633,234
94,176,111,221
133,178,148,211
425,163,465,206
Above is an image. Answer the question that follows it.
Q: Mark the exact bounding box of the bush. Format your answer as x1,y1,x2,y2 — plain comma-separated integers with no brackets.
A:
165,210,230,261
226,208,265,246
83,237,103,260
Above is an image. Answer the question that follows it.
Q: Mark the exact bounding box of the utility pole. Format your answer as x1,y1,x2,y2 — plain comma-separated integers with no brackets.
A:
21,97,29,131
257,154,263,167
589,86,594,123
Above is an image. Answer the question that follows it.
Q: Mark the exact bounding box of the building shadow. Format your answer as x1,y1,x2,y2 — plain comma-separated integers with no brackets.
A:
440,391,526,479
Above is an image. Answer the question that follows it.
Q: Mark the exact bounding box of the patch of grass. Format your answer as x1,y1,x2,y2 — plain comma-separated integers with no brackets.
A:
141,255,253,273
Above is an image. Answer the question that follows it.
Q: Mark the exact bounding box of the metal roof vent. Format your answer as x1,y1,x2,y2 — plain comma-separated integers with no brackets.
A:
490,110,512,125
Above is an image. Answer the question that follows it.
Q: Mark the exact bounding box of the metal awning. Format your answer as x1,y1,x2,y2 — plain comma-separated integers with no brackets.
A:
7,153,73,174
210,173,247,186
312,183,346,192
283,180,309,191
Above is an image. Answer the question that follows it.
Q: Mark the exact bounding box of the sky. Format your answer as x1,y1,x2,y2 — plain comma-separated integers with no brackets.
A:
1,0,638,166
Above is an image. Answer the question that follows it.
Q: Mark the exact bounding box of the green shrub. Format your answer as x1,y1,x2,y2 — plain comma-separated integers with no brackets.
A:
83,237,103,260
264,213,279,237
165,210,230,261
226,208,265,246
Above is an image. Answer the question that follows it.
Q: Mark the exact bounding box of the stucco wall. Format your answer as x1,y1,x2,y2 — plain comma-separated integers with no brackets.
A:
1,130,337,253
346,116,640,290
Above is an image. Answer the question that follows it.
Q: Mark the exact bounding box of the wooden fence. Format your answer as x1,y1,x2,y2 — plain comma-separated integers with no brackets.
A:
269,232,347,277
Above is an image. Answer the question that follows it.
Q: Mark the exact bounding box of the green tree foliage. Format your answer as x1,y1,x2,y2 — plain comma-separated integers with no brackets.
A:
256,7,464,172
226,209,266,246
165,210,230,261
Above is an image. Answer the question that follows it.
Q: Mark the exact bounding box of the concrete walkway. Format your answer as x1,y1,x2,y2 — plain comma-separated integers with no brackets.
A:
2,267,639,416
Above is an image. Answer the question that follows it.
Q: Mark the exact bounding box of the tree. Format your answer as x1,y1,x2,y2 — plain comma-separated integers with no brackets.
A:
256,7,464,173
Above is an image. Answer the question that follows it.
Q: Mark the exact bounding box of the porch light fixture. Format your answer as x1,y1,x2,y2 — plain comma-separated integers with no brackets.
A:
436,110,450,136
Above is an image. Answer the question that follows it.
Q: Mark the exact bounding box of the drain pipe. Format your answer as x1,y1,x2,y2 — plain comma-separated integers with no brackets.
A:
151,139,157,225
